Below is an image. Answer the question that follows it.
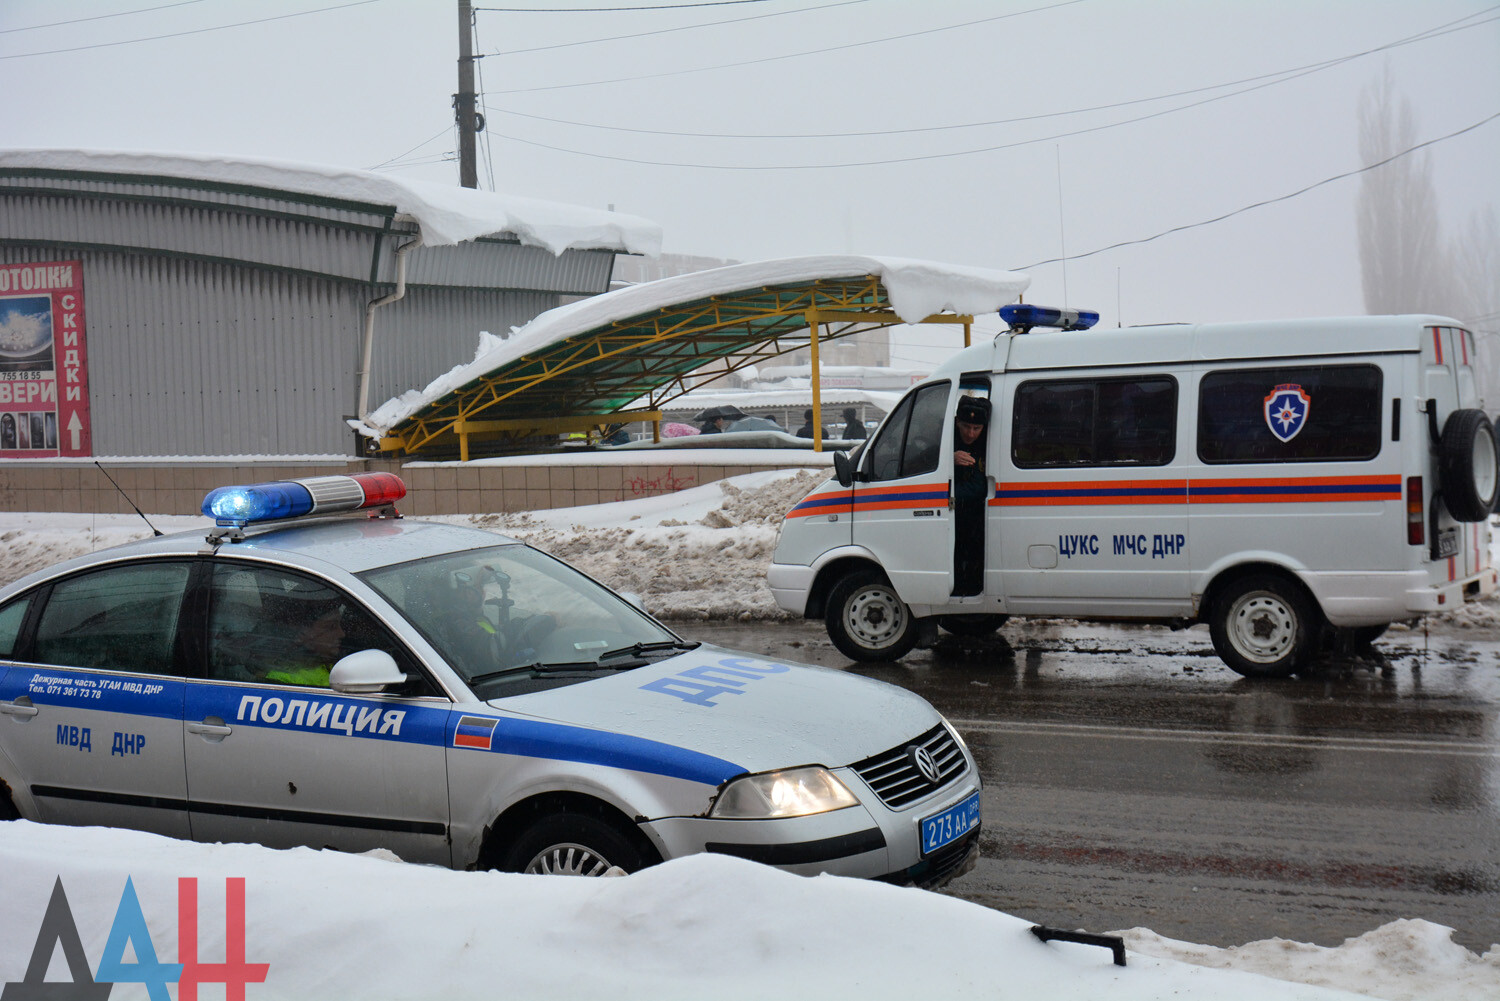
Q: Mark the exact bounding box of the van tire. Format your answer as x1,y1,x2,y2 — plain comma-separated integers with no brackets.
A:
826,568,918,662
1438,409,1499,522
1209,573,1320,678
938,614,1008,637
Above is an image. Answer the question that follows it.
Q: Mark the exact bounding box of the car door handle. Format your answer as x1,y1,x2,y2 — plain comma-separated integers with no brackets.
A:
188,719,233,737
0,697,39,718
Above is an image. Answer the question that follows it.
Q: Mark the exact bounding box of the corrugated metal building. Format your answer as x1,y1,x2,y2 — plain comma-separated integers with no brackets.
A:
0,151,646,457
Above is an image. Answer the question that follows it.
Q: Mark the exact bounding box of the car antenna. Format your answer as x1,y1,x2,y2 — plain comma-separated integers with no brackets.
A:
94,460,163,536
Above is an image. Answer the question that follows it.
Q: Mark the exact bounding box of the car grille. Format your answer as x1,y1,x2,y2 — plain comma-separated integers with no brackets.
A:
849,723,967,810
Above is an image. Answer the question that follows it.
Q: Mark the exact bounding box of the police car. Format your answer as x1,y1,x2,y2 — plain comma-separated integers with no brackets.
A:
0,473,980,886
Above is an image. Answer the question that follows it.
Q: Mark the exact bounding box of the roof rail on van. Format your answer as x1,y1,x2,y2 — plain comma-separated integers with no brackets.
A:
1000,303,1100,334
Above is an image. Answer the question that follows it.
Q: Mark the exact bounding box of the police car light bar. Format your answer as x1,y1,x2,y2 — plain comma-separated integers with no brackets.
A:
202,472,406,527
1000,303,1100,333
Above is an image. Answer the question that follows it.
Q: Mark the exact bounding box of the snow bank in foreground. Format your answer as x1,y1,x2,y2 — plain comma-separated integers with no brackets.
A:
1118,923,1500,1001
0,820,1412,1001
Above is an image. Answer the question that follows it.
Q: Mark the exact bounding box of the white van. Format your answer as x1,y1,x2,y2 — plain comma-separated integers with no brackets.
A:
769,307,1499,677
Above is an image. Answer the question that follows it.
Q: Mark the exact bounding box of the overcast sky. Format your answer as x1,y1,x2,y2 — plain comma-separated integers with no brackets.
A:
2,0,1496,367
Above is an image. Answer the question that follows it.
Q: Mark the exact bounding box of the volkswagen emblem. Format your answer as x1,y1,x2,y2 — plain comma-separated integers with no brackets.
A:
908,744,941,785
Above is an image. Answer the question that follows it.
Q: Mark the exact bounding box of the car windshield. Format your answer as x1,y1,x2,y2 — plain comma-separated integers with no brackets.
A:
359,545,683,693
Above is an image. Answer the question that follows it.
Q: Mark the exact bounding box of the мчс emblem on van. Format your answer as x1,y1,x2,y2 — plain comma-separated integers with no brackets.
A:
1264,384,1310,443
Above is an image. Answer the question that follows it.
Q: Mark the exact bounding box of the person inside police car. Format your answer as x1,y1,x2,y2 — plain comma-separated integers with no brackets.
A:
265,597,346,687
952,395,991,596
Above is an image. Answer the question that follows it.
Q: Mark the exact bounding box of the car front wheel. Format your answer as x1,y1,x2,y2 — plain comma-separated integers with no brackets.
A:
502,813,651,876
825,568,918,662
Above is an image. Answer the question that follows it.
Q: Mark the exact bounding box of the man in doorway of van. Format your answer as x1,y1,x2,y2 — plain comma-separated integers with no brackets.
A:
953,396,990,596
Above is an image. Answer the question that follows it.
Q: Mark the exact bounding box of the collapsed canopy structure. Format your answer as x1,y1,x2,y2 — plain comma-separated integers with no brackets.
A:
366,255,1029,459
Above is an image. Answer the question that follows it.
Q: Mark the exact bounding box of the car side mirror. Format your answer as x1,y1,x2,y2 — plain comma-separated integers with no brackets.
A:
832,450,854,488
329,649,407,694
619,591,646,611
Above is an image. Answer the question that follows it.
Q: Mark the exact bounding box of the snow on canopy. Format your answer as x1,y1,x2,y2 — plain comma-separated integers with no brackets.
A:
0,148,662,255
363,255,1029,436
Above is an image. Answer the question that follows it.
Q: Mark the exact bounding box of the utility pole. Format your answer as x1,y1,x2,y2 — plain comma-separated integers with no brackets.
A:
454,0,481,188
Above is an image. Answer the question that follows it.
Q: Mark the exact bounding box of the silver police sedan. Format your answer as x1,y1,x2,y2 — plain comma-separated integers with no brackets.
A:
0,474,980,884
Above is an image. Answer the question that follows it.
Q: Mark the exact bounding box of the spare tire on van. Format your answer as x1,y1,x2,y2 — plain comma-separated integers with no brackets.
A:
1438,409,1499,522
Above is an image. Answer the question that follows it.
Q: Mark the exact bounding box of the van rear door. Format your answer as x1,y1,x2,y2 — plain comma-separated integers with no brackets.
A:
1422,323,1491,583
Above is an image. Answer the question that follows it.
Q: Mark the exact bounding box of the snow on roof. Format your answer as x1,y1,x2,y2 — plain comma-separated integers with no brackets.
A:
364,255,1028,433
0,148,662,255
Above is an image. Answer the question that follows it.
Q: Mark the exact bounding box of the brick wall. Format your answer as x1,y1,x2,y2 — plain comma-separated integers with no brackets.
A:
0,457,830,516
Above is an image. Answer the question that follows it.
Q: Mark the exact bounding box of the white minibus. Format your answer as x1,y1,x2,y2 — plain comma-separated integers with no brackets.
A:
770,307,1498,677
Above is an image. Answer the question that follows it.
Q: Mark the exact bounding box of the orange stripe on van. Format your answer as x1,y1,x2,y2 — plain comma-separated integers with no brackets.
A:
1188,474,1402,503
990,474,1401,507
991,479,1188,506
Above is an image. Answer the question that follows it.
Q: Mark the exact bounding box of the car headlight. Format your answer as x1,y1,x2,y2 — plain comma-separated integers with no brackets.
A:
710,766,859,819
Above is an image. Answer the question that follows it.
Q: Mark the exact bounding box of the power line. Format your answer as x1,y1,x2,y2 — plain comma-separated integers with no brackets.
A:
482,13,1499,171
0,0,387,60
480,0,869,57
490,0,1092,93
473,10,500,190
0,0,213,35
483,8,1499,139
367,124,455,171
1012,111,1500,272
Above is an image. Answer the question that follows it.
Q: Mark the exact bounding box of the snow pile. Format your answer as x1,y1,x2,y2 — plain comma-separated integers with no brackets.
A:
0,513,207,589
365,255,1028,433
465,469,825,619
0,149,662,254
0,819,1425,1001
1117,921,1500,1001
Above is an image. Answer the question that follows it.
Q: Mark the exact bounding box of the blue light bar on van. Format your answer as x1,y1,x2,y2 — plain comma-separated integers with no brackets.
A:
1000,303,1100,333
202,472,405,527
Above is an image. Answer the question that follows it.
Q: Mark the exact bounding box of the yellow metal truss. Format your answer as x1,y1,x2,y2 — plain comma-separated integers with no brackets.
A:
378,275,973,459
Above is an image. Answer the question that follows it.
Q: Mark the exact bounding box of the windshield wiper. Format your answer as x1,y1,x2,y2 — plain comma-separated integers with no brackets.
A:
597,639,700,663
467,661,597,686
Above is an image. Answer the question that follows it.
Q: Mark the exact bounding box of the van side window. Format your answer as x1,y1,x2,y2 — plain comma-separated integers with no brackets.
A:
1198,364,1382,463
1012,377,1177,467
866,381,950,481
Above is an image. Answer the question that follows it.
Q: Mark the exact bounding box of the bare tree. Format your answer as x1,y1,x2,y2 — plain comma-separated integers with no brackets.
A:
1356,67,1451,314
1451,206,1500,407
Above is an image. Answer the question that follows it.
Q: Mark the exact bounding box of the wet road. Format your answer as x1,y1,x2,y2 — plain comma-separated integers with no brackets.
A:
677,617,1500,951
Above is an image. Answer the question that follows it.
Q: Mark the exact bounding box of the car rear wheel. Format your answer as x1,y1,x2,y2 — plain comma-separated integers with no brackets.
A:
503,813,650,876
1438,409,1499,522
825,567,918,662
1209,573,1321,678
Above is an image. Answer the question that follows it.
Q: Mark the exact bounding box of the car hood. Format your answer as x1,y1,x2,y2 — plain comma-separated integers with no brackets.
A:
486,645,941,776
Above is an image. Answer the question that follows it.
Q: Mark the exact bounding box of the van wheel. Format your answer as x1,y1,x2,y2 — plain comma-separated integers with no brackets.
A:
1209,574,1320,678
1438,409,1499,522
826,568,918,662
938,614,1008,637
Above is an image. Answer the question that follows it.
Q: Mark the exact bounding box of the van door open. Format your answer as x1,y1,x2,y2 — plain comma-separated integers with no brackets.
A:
851,380,956,605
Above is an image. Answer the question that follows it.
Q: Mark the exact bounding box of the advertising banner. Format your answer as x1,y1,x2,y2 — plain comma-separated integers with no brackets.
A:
0,261,90,458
